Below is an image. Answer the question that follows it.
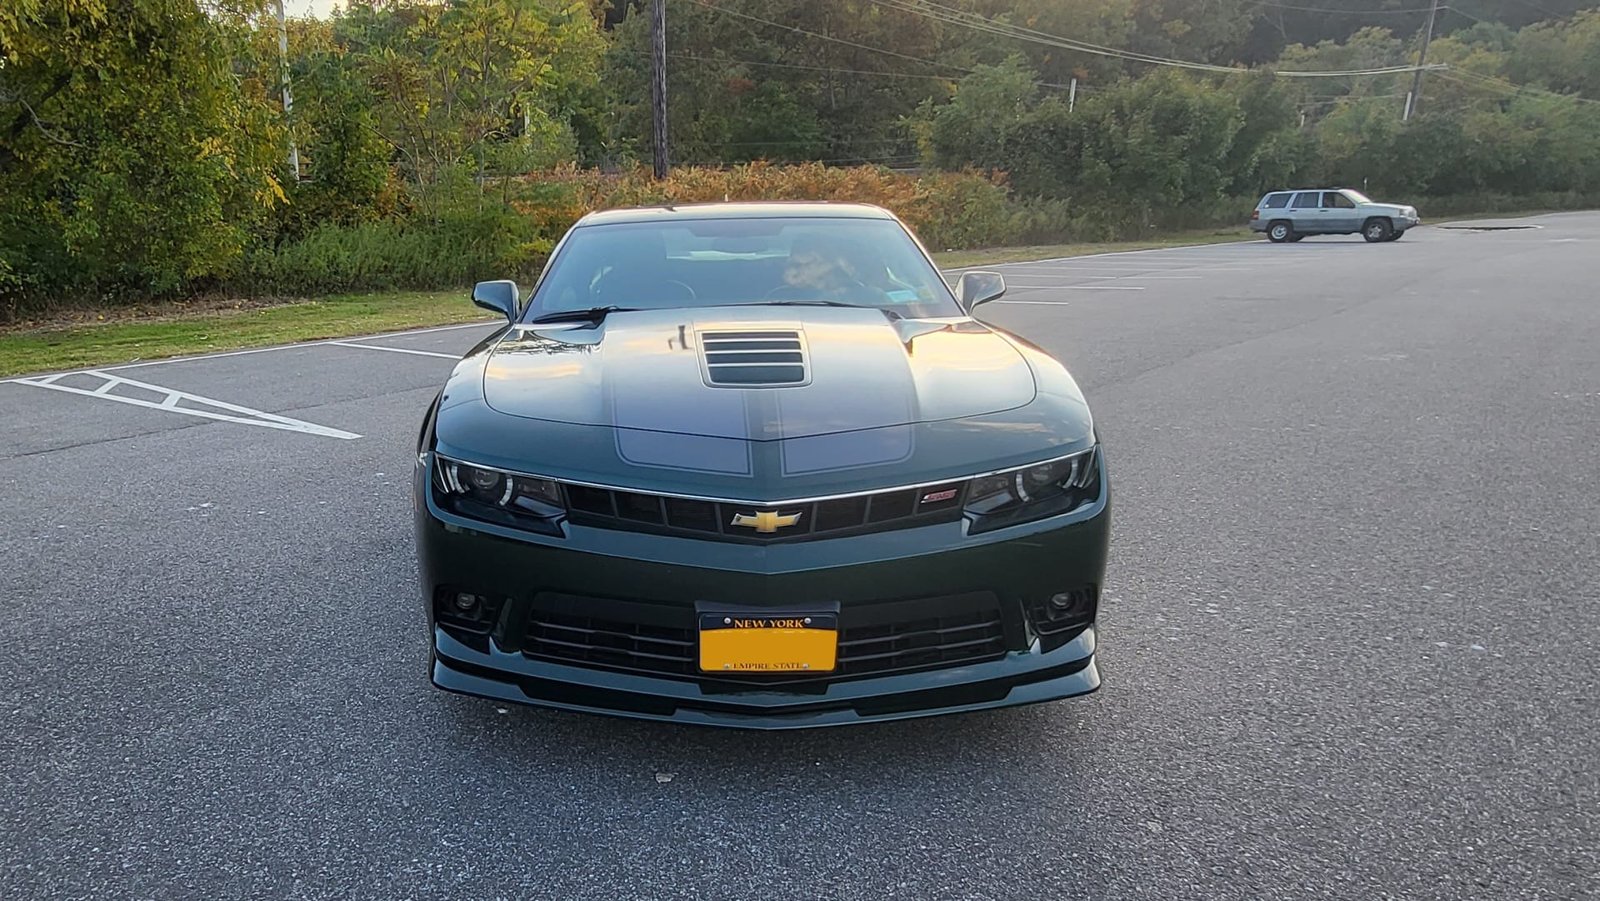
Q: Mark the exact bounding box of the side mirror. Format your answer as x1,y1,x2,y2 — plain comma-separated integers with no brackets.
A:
472,279,520,322
957,271,1006,311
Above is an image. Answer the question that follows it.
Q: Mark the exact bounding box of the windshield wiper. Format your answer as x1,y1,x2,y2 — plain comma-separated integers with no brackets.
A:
528,305,639,324
754,300,866,308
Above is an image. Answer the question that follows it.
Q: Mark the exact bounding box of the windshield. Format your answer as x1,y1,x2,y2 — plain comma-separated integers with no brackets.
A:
524,216,962,321
1342,189,1373,204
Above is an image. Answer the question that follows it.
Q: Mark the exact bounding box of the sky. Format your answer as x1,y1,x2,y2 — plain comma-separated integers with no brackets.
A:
281,0,343,17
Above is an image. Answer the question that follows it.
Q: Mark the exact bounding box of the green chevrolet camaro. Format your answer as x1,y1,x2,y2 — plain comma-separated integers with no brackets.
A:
414,202,1109,728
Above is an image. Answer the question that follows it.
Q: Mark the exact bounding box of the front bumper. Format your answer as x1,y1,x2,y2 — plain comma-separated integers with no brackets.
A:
415,462,1111,729
432,628,1099,729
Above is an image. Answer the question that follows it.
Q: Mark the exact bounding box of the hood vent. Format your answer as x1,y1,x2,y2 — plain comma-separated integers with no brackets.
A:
700,329,810,387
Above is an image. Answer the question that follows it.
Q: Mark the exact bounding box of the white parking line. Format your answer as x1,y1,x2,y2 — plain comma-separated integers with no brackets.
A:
1003,275,1202,284
328,341,462,360
1007,284,1147,291
1002,255,1265,264
1007,264,1253,273
991,300,1072,306
1001,264,1182,271
9,370,361,439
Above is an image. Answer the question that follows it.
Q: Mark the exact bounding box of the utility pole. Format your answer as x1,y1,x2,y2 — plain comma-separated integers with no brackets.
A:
650,0,669,179
1403,0,1440,123
1068,77,1077,114
274,0,300,178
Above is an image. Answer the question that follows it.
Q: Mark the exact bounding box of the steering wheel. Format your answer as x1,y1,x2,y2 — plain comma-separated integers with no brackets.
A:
594,273,698,307
764,281,891,305
662,280,698,303
763,283,817,301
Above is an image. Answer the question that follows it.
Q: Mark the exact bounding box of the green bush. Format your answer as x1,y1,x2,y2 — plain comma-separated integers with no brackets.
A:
1411,191,1600,218
247,205,547,295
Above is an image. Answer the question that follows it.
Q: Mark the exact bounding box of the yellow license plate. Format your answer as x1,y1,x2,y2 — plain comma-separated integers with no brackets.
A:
698,612,838,674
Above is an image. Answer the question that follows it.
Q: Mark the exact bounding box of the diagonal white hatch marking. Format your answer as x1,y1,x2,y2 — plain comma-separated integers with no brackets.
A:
12,370,360,440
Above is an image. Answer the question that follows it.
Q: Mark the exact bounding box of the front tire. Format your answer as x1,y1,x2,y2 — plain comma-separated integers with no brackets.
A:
1289,234,1306,242
1267,221,1294,243
1363,218,1393,243
1385,230,1404,242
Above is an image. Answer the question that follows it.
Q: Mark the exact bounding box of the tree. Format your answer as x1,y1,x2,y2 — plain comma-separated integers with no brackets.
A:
337,0,606,192
1508,9,1600,99
0,0,285,302
259,17,396,237
917,57,1038,171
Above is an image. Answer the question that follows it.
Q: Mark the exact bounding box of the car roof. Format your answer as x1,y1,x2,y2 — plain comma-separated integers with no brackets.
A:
1265,188,1351,194
576,201,897,227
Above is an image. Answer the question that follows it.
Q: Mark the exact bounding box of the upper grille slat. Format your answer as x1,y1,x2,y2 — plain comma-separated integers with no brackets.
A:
568,482,963,543
703,341,802,352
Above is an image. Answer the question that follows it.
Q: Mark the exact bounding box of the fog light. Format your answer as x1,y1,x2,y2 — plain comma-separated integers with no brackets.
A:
1049,592,1075,611
452,592,480,612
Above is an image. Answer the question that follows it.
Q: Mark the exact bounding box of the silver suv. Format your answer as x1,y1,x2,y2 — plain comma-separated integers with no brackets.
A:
1250,189,1420,243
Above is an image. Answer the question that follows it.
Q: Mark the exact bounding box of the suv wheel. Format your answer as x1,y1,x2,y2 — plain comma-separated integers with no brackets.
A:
1363,218,1393,243
1267,221,1294,243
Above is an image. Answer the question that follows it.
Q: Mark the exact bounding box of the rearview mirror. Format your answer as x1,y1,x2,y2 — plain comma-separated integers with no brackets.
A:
957,271,1006,311
472,279,521,322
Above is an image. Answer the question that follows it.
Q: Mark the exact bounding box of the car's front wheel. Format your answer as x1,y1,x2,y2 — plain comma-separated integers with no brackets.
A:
1363,217,1393,243
1267,221,1294,243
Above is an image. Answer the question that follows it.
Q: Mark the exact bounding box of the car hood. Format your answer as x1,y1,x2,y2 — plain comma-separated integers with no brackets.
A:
481,306,1037,441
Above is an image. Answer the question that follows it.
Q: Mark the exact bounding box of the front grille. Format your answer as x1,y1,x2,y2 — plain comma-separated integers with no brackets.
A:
564,482,966,542
523,592,1009,681
701,329,807,386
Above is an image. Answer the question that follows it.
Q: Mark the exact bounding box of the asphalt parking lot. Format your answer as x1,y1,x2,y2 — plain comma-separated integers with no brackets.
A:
3,213,1597,899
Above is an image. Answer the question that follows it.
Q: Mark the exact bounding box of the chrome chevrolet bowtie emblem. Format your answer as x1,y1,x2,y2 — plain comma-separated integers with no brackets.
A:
730,510,803,533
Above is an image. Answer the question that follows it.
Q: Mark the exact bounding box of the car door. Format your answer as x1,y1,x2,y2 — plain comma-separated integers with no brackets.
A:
1289,192,1327,233
1323,191,1359,232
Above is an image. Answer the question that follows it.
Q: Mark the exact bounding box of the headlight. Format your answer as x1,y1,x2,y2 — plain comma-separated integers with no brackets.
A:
432,456,566,534
964,447,1101,533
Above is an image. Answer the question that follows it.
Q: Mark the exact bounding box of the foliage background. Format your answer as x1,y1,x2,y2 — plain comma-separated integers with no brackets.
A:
4,0,1600,312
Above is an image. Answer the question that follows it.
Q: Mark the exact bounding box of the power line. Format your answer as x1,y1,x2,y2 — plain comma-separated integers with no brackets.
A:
1440,4,1498,27
881,0,1440,76
869,0,1445,77
643,50,961,83
1499,0,1560,19
654,49,1113,95
872,0,1240,73
1439,69,1600,106
686,0,1074,89
1253,1,1436,14
686,0,971,76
